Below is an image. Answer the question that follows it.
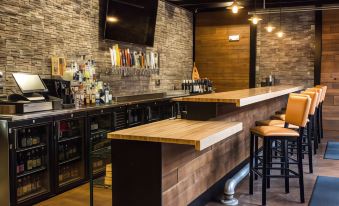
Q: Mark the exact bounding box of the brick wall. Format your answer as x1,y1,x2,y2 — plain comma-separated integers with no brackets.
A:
0,0,193,95
256,12,315,87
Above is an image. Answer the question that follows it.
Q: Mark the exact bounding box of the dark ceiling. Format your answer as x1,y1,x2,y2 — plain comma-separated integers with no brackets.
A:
167,0,339,12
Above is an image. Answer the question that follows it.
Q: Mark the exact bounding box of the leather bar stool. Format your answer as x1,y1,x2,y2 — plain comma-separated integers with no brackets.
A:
316,85,328,140
255,91,318,173
249,94,311,205
305,88,323,146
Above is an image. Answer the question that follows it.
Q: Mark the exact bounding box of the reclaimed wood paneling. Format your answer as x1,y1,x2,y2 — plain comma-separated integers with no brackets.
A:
162,96,287,206
195,11,250,92
321,10,339,138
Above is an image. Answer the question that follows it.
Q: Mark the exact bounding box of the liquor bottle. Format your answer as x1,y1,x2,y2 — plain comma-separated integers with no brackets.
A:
59,166,64,183
36,175,42,190
20,129,26,148
59,144,65,162
31,176,37,192
19,153,25,173
16,154,21,174
26,152,33,171
17,178,23,197
26,129,32,147
64,144,69,160
36,149,41,167
26,176,32,195
22,177,28,196
32,131,37,145
32,150,37,169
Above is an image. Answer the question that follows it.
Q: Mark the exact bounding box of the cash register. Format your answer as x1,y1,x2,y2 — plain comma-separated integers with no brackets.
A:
1,73,54,114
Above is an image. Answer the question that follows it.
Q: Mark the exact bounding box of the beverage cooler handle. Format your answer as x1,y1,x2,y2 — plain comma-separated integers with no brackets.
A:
127,109,131,124
13,129,18,150
147,106,151,121
113,112,117,129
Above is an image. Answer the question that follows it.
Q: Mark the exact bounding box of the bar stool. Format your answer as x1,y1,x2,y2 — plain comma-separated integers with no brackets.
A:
255,91,318,173
305,88,323,145
316,85,328,140
249,94,311,205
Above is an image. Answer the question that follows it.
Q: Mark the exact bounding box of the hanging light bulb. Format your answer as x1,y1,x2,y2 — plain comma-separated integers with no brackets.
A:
249,16,262,25
265,25,275,33
227,1,244,14
276,30,284,38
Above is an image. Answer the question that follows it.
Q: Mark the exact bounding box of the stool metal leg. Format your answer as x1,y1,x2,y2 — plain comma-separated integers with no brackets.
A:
254,135,259,180
283,140,289,193
267,139,271,189
307,121,313,173
262,138,268,206
249,133,254,195
297,130,305,203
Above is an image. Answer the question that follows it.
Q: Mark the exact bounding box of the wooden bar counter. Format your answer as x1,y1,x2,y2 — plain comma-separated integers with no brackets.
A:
107,85,303,206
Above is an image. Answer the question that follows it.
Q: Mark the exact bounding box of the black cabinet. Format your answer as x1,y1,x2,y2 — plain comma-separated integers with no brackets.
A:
5,99,175,205
87,109,112,178
53,112,86,193
9,119,53,206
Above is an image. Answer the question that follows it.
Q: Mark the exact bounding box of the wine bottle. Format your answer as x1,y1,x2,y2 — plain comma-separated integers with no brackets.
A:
20,129,27,148
36,149,41,167
32,150,37,169
26,129,32,147
27,152,33,171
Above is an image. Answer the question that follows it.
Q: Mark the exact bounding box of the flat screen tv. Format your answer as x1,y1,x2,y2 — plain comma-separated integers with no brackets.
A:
104,0,158,47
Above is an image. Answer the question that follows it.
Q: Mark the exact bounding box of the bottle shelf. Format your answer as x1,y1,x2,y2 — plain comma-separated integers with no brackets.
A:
58,135,82,143
17,166,47,179
58,156,81,166
17,187,48,204
59,176,82,188
90,129,110,136
16,143,46,153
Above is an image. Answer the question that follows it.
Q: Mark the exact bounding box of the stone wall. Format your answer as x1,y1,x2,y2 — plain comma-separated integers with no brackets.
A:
0,0,193,95
256,11,315,87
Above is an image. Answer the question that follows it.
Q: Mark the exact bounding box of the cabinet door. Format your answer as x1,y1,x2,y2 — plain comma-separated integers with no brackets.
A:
11,123,53,206
55,117,86,192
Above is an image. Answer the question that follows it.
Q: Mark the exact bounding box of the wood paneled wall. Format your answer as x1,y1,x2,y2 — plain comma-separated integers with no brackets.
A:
321,10,339,138
161,96,287,206
195,11,250,92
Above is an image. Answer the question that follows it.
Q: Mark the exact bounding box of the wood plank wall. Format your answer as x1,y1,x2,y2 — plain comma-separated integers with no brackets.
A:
322,10,339,139
161,96,287,206
195,11,250,92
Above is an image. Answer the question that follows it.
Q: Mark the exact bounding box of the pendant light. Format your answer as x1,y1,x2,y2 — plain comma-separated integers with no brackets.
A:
264,1,275,33
249,0,262,24
276,6,284,38
227,0,244,14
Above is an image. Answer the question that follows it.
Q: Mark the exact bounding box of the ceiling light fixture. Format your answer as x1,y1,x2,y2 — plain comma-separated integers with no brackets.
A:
227,0,244,14
276,3,284,38
249,0,262,25
249,16,262,24
264,0,275,33
107,16,119,23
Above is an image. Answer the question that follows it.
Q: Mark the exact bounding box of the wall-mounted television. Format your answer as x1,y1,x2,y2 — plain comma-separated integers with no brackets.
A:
104,0,158,47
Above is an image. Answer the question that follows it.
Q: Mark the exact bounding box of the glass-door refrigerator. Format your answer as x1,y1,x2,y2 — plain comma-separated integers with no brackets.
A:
9,118,53,206
54,112,86,193
87,108,112,178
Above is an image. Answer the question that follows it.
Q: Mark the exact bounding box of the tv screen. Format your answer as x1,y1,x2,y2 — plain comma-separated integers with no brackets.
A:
104,0,158,47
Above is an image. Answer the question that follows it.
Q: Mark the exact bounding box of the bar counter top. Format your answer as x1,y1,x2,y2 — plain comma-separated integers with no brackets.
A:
0,92,188,122
108,119,243,151
174,85,304,107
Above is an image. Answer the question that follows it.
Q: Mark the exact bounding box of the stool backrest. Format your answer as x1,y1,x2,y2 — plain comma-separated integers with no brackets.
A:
301,91,318,115
285,94,311,127
305,88,322,107
316,85,327,102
